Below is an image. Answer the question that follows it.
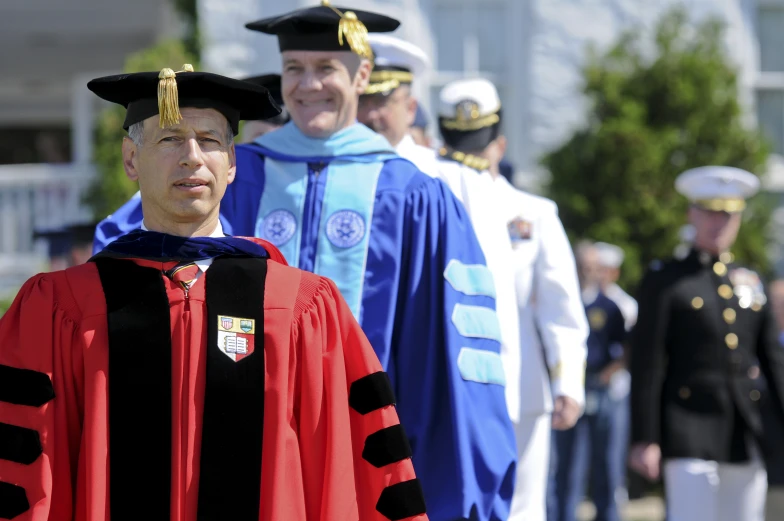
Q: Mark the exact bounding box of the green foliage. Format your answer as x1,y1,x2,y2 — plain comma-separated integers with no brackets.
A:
171,0,200,60
85,39,198,220
0,293,14,318
543,7,771,291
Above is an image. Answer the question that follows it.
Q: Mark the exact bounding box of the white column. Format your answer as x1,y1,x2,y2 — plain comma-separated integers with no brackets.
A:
71,73,94,165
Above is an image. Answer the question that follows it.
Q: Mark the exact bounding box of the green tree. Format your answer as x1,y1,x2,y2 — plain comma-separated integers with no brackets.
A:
543,7,771,290
85,0,199,220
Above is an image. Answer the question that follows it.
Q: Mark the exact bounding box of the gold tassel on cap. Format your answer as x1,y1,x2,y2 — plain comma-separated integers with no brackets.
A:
157,64,195,128
321,0,374,59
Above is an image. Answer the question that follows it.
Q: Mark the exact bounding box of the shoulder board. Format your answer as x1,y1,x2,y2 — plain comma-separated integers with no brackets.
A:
438,147,489,173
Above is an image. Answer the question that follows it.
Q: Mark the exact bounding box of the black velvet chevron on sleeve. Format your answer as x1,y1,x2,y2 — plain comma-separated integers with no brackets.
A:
362,425,413,468
376,479,427,520
0,365,55,407
0,422,43,465
0,481,30,519
349,371,396,415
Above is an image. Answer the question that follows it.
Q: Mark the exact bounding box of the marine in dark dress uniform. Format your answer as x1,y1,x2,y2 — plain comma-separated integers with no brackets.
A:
628,166,784,521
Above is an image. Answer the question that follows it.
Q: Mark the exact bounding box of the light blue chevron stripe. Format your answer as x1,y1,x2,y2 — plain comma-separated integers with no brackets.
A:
444,259,496,298
451,303,502,342
457,347,507,386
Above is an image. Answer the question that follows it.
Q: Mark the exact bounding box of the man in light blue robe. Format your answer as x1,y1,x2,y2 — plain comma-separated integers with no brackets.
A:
93,4,516,520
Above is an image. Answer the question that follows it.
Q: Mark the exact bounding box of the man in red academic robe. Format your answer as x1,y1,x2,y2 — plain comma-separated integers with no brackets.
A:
0,66,428,521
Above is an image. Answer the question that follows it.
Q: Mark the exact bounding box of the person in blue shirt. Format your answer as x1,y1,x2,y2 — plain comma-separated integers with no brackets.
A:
92,3,516,520
550,242,627,521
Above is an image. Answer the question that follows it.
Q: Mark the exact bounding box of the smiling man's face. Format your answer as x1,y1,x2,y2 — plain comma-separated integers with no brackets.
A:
122,107,236,234
281,50,371,138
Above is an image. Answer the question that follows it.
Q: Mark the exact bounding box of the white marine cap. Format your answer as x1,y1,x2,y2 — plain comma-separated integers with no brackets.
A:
675,166,760,213
365,34,429,95
594,242,625,269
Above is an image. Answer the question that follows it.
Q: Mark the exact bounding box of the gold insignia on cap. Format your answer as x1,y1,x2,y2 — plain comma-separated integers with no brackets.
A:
157,64,195,129
322,0,373,60
441,101,500,131
695,198,746,213
364,70,415,95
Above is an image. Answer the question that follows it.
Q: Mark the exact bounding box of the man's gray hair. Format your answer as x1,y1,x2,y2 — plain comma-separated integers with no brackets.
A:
126,120,235,146
128,122,145,146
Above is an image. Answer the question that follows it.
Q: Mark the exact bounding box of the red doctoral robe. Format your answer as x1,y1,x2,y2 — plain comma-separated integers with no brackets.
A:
0,238,427,521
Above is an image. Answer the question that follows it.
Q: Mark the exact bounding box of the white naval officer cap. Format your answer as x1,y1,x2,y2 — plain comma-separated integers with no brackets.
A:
364,34,429,95
675,166,760,213
438,78,501,127
594,242,625,269
438,78,502,151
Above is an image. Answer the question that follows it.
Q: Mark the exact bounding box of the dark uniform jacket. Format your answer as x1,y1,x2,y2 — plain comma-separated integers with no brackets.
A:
630,248,784,468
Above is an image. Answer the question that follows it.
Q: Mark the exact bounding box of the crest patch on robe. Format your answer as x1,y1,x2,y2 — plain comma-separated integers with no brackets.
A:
217,315,256,362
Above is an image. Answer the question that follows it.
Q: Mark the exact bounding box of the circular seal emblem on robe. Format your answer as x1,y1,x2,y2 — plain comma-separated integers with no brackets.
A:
262,210,297,246
326,210,366,248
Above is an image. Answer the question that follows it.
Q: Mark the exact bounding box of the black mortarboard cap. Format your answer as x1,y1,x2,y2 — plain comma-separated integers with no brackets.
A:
87,65,281,134
32,222,98,257
33,227,72,258
243,73,291,125
243,74,283,106
245,1,399,59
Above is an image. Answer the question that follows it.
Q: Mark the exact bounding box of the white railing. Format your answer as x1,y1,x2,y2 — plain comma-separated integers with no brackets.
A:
0,162,95,294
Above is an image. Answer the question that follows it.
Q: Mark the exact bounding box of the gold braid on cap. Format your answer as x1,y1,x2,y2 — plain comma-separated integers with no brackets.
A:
157,64,195,128
694,198,747,213
321,0,374,60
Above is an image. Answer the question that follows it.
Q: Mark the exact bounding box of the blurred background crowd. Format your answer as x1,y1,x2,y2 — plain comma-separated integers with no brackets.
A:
3,0,784,519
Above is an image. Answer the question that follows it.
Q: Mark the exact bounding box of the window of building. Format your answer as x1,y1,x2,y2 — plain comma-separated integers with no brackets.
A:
756,2,784,154
0,127,71,165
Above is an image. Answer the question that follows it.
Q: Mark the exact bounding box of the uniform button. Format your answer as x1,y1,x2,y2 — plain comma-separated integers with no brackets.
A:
723,308,736,324
720,252,735,264
750,390,761,401
748,366,760,379
751,303,762,312
679,387,691,399
691,297,704,310
714,262,727,276
718,284,734,300
726,333,739,349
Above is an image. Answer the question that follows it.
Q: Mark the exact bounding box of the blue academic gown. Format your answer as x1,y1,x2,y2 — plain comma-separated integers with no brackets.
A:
94,122,517,521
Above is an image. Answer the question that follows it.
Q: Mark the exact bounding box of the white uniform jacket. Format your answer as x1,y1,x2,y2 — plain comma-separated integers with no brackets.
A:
604,282,638,331
490,176,588,416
